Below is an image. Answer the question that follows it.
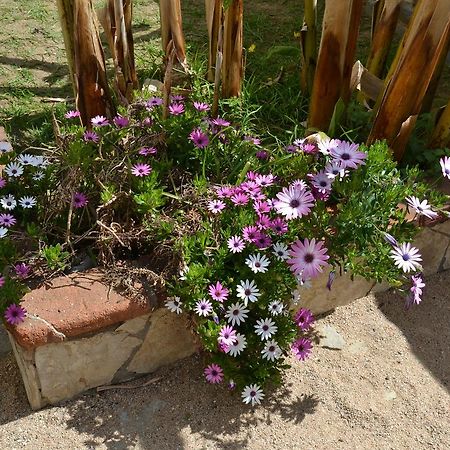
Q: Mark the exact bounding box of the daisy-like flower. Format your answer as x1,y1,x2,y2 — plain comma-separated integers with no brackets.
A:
0,142,13,153
256,214,272,230
287,238,330,279
171,94,185,102
193,101,210,112
168,103,185,115
406,196,438,219
270,218,288,235
64,110,80,119
325,161,347,180
272,242,289,261
274,185,315,220
218,325,237,346
204,364,223,384
91,115,109,127
440,156,450,179
309,171,333,193
113,115,130,128
0,227,8,238
17,154,35,166
14,263,30,279
32,156,49,167
165,296,182,314
231,192,249,206
326,270,336,290
1,195,16,210
236,279,261,305
83,131,99,143
330,141,367,169
225,333,247,357
227,236,245,253
215,186,234,198
19,196,36,208
194,299,213,317
268,300,284,316
245,253,270,273
0,178,6,188
208,281,229,302
254,200,271,215
189,128,209,148
4,304,27,325
212,117,230,127
0,214,16,228
5,162,24,177
383,232,398,247
261,340,282,361
242,225,260,242
294,308,315,330
0,275,5,287
301,143,317,154
33,171,45,181
225,302,250,326
254,233,272,249
317,136,340,155
207,199,226,214
241,384,264,406
131,163,152,177
390,243,422,273
291,337,313,361
141,117,153,127
406,274,425,308
139,147,158,156
244,135,261,146
254,318,278,341
146,96,163,108
72,192,88,208
256,150,269,160
255,174,275,187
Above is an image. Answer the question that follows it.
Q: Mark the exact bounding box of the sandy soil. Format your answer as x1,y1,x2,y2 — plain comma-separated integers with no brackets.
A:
1,271,449,450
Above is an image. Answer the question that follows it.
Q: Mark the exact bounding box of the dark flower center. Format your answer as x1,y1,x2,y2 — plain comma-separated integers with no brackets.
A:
402,254,410,261
304,253,314,263
269,346,275,352
244,289,251,296
290,199,300,208
250,391,256,397
262,325,269,331
299,345,304,351
320,181,327,187
212,370,218,376
255,262,261,267
341,153,350,160
233,309,239,315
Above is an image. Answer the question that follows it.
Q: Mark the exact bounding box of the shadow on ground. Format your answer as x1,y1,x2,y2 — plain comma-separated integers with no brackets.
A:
376,271,450,393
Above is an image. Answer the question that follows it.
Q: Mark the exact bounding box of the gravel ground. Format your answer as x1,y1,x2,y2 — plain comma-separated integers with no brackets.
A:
1,271,449,450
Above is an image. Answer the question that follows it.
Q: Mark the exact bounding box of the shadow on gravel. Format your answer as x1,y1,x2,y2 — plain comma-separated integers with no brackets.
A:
61,355,318,449
376,271,450,393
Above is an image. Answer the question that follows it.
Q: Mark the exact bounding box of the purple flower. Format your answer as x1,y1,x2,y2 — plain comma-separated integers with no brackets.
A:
168,103,185,115
256,214,272,230
254,233,272,249
73,192,88,208
4,304,27,325
383,232,398,247
242,225,259,242
291,337,312,361
255,150,269,160
231,192,249,206
309,171,333,193
270,218,288,235
406,274,425,308
285,144,298,153
288,238,330,279
326,271,336,290
215,186,234,198
218,325,237,346
440,156,450,179
0,178,6,188
131,163,152,177
207,200,226,214
330,141,367,169
113,115,130,128
244,135,261,146
83,131,99,143
208,281,229,303
171,94,185,102
204,364,223,384
146,97,163,108
14,263,30,279
139,147,157,156
64,110,80,119
212,117,230,127
141,117,153,127
301,143,318,154
0,214,16,228
91,115,109,127
193,101,210,112
254,200,271,215
227,236,245,253
189,129,209,148
274,185,315,220
294,308,315,330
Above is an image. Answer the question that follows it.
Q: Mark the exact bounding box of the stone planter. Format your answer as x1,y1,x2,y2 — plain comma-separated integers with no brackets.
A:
4,219,450,410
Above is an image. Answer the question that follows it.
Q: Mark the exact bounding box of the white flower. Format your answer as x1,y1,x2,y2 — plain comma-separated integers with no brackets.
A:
225,333,247,357
317,136,339,155
33,170,45,181
17,154,36,166
291,289,301,306
272,242,289,261
390,243,422,273
268,300,284,315
19,196,37,208
165,296,182,314
179,263,189,280
236,279,261,305
4,162,24,177
254,318,278,341
1,195,16,210
245,253,270,273
194,299,213,317
225,302,249,326
0,142,13,153
261,340,282,361
241,384,264,406
0,227,8,238
406,196,438,219
273,185,315,220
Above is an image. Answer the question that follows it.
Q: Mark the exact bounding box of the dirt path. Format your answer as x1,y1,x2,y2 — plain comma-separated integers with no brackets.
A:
1,271,449,450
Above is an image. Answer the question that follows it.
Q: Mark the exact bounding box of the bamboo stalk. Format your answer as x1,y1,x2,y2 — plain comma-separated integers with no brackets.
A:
430,99,450,148
222,0,243,98
300,0,317,94
308,0,363,132
367,0,450,160
205,0,223,82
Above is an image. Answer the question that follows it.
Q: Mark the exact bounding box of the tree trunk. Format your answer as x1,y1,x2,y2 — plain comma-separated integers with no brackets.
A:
300,0,317,94
205,0,223,82
430,99,450,148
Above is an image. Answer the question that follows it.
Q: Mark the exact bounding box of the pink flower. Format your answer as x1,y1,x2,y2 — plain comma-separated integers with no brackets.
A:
0,178,6,188
270,218,288,235
406,274,425,308
0,214,16,228
207,200,226,214
294,308,315,330
204,364,224,384
4,304,27,325
0,275,5,287
208,281,229,302
242,225,259,242
91,115,109,127
168,103,185,115
189,129,209,148
256,214,272,230
139,147,157,156
64,110,80,119
83,131,99,143
212,117,230,127
73,192,88,208
254,200,271,215
146,97,163,108
231,192,249,206
330,141,367,169
291,337,312,361
131,163,152,177
287,238,330,279
227,236,245,253
193,101,210,112
218,325,237,346
14,263,30,279
215,186,234,198
274,185,315,220
113,115,130,128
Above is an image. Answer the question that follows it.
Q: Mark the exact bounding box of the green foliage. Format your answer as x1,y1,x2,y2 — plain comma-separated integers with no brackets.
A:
41,244,70,272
